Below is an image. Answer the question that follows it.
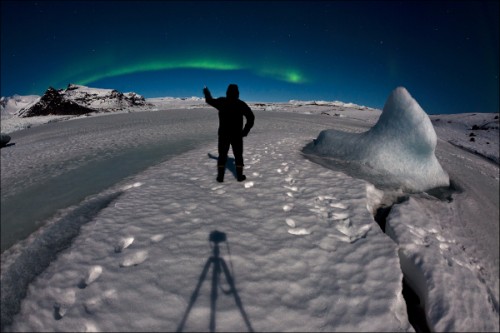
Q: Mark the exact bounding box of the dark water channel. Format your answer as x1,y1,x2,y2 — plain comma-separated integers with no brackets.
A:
1,137,208,252
1,110,217,252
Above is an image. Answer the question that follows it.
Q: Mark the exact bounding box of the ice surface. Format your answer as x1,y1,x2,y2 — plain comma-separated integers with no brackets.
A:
0,95,498,332
309,87,450,192
2,130,413,332
386,197,499,332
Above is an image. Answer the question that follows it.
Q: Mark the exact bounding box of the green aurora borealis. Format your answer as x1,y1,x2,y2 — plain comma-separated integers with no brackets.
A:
64,57,306,88
2,1,498,114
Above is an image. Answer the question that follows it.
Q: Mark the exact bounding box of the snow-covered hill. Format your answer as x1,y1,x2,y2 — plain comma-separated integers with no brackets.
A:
17,87,97,117
8,84,151,118
62,84,150,111
0,94,40,116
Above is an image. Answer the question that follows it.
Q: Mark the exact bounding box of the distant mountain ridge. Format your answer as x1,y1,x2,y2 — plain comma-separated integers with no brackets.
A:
62,84,149,110
2,84,378,118
14,84,150,117
18,87,94,117
0,94,40,116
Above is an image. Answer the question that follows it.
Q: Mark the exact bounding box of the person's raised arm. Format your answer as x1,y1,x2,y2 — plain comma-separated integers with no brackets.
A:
203,86,212,100
203,86,219,108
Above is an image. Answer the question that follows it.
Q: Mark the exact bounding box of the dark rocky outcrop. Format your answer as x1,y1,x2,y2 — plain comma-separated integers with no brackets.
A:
18,87,94,117
17,84,151,118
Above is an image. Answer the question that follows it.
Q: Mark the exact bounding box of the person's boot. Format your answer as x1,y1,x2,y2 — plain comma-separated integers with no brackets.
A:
216,166,225,182
236,165,246,182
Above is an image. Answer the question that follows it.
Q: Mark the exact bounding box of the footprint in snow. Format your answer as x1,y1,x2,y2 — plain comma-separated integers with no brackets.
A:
53,289,76,320
53,304,65,320
286,218,311,235
84,289,118,314
330,202,348,209
114,236,134,253
310,195,369,242
311,196,350,222
150,234,165,243
211,185,226,194
78,265,103,289
288,228,311,236
120,250,148,267
284,185,299,192
333,218,371,243
244,181,254,188
330,211,350,220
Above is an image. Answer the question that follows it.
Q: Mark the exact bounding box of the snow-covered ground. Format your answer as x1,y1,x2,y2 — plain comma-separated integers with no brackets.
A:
429,113,500,164
1,92,498,332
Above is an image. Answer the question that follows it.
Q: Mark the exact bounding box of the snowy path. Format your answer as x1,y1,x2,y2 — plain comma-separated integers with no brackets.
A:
4,130,411,332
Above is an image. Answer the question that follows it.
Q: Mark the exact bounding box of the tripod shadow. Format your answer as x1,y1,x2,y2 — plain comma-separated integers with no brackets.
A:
176,231,254,333
208,153,237,179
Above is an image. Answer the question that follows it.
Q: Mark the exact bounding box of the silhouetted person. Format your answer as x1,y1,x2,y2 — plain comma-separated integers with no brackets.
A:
203,84,255,182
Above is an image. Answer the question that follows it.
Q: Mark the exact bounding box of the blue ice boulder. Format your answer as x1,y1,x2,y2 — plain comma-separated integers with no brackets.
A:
310,87,449,192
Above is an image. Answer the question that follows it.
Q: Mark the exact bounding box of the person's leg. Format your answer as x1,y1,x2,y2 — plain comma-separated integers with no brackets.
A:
231,137,246,181
217,136,230,182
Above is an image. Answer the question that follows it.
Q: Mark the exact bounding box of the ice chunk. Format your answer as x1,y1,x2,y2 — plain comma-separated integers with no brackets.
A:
310,87,449,192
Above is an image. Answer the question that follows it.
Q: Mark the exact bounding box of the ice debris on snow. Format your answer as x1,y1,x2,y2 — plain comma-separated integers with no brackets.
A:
309,87,450,192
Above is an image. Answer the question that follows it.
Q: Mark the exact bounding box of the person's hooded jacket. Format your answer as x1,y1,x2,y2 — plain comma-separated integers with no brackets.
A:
203,84,255,137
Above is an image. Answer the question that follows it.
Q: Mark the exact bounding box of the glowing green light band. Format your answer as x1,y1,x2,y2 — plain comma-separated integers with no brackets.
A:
58,55,307,87
76,58,242,86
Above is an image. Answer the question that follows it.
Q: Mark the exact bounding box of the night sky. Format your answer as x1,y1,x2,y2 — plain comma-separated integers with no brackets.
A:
1,1,498,114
